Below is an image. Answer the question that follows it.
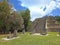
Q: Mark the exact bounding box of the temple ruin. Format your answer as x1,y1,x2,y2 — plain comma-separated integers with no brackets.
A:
30,16,60,35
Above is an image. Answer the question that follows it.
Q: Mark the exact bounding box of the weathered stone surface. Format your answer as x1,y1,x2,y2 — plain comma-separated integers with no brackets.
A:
46,16,59,32
30,16,60,35
30,17,47,35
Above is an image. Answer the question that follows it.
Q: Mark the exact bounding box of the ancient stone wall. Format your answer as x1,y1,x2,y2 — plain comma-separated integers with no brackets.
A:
46,16,59,32
30,17,47,35
30,16,59,35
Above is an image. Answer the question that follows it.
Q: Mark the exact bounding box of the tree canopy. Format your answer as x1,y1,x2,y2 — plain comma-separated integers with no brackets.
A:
0,0,31,34
18,9,30,31
55,16,60,23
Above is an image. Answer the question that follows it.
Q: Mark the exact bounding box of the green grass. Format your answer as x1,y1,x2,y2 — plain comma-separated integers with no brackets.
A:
0,32,60,45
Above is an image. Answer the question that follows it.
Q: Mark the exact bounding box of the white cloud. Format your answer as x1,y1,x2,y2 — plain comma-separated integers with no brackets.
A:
57,3,60,8
10,7,17,13
56,1,60,8
44,1,56,15
18,0,60,21
11,7,17,11
57,0,60,1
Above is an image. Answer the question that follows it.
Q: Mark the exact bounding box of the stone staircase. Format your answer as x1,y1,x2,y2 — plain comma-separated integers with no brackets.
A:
31,17,47,35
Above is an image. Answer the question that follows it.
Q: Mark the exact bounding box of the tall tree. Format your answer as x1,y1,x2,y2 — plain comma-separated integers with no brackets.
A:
18,9,30,32
9,11,24,37
0,0,11,33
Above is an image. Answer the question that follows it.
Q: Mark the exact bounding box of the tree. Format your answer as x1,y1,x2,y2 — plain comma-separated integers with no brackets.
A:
9,11,24,37
0,0,11,34
18,9,30,32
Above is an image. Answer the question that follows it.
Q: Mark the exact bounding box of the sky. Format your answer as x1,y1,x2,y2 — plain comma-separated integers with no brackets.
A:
9,0,60,21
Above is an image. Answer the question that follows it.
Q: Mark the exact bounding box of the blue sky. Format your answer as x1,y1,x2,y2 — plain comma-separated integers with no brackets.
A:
9,0,60,21
9,0,26,11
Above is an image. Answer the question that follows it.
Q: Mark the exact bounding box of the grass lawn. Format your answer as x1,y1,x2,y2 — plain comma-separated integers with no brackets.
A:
0,32,60,45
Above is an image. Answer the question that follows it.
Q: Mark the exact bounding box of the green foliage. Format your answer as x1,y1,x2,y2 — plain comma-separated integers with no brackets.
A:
0,0,24,34
18,9,30,31
9,11,24,30
55,16,60,23
0,0,31,34
0,0,10,14
0,0,11,33
0,20,3,27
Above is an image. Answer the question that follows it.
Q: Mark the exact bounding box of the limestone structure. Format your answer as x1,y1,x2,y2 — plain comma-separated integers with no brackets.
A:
46,16,59,32
30,16,59,35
